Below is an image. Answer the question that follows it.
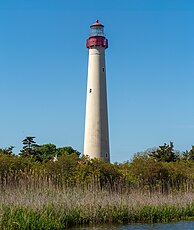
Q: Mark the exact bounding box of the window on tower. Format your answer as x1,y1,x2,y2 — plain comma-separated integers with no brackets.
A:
89,89,92,93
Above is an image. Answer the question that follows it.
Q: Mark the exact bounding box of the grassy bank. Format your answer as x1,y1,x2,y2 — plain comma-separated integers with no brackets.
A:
1,149,194,229
1,186,194,229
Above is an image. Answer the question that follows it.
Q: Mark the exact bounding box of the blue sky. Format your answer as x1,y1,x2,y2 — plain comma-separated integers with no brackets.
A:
0,0,194,162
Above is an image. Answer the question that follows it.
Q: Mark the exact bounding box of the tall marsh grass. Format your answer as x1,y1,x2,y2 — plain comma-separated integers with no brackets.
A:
1,155,194,228
0,184,194,229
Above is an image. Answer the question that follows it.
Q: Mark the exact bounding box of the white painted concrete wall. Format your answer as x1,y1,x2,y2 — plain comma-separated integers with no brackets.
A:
84,46,110,162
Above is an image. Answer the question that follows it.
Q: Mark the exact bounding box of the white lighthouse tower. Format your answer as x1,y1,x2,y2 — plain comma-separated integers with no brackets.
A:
84,20,110,162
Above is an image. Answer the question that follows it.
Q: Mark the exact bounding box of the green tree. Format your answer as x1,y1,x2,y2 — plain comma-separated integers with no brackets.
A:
149,142,178,162
33,144,57,162
20,136,38,157
0,146,14,155
56,146,80,157
31,144,80,162
182,146,194,161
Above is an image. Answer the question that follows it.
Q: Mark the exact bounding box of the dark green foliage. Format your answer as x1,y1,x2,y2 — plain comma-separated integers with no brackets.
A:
20,136,38,157
183,146,194,161
32,144,57,162
188,146,194,161
149,142,178,162
57,146,80,157
0,146,14,155
32,145,81,163
19,137,81,162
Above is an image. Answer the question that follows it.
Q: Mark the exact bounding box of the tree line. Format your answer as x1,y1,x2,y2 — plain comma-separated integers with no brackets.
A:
0,136,80,162
1,138,194,193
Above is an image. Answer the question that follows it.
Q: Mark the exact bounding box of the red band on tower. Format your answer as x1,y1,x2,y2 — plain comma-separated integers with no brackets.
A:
86,19,108,49
86,36,108,48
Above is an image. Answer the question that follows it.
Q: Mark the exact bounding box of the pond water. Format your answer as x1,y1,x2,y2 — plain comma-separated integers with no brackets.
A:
72,221,194,229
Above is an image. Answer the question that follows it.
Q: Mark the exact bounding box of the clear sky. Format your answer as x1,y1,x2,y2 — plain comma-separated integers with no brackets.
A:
0,0,194,162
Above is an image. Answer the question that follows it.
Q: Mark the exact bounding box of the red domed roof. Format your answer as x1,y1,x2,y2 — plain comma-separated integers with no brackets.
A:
90,19,104,28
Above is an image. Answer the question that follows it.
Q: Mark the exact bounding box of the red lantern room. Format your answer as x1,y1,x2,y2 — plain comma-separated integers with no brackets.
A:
86,20,108,49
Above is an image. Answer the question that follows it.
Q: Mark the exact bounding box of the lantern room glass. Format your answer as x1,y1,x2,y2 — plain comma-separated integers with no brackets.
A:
90,26,104,37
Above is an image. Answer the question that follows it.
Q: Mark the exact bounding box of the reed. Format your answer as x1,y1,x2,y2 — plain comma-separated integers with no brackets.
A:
0,185,194,229
0,155,194,228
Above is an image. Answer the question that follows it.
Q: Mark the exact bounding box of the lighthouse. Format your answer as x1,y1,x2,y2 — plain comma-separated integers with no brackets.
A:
84,20,110,162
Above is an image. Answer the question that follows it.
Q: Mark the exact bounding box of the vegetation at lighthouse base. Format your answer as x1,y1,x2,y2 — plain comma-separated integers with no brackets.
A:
1,138,194,228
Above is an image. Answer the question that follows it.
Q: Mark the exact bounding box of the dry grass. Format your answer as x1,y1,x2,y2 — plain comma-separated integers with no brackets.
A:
1,185,193,209
0,184,194,229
